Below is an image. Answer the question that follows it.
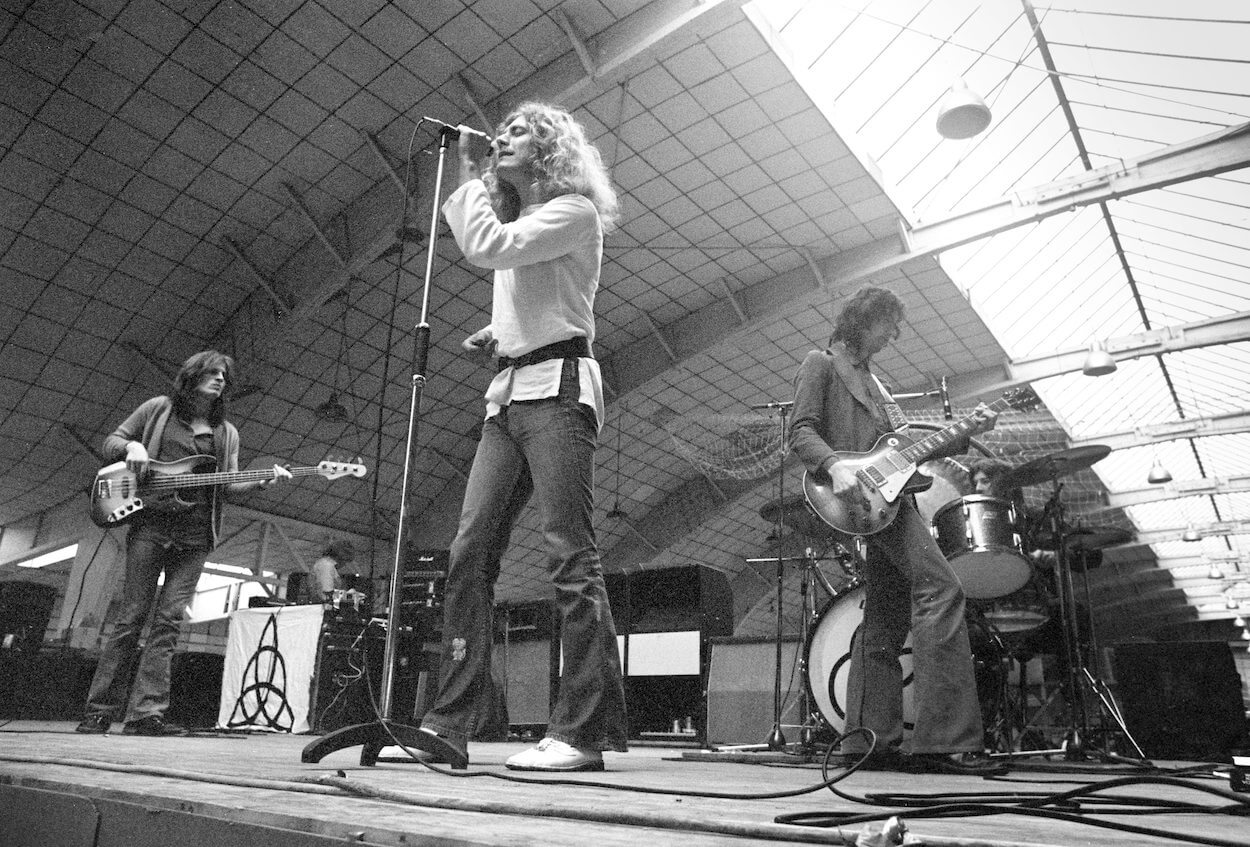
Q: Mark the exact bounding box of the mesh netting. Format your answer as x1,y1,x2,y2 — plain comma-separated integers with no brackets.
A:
667,406,1117,524
665,413,784,481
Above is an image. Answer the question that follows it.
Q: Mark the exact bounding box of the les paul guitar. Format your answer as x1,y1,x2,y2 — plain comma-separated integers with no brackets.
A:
802,387,1038,536
90,454,367,528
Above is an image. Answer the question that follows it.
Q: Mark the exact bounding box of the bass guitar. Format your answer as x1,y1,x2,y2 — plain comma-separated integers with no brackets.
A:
90,455,367,528
802,387,1037,536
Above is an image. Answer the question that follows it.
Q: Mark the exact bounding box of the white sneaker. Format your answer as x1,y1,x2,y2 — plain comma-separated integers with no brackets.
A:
505,737,604,772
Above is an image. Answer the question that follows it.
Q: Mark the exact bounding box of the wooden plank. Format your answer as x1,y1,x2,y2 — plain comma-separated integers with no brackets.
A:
0,721,1246,847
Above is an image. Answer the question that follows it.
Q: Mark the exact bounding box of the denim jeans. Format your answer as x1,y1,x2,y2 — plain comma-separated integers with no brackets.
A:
841,500,984,755
85,523,208,722
421,360,628,751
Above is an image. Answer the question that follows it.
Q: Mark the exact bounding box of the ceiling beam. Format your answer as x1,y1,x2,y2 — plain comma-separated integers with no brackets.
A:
1121,518,1250,546
1076,472,1250,513
491,0,753,114
947,310,1250,400
1069,409,1250,453
815,121,1250,293
602,198,1250,409
1092,585,1186,611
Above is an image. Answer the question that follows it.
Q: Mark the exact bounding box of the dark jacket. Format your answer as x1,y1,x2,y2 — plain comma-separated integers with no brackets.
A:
789,345,970,477
788,346,889,476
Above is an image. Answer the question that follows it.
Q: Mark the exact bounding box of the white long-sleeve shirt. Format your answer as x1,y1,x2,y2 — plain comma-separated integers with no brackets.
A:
442,179,606,428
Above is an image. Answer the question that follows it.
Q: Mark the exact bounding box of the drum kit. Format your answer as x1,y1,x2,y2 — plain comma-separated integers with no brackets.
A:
758,443,1146,760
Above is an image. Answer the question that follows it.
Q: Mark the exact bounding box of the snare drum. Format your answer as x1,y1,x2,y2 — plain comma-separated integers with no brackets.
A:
931,495,1032,599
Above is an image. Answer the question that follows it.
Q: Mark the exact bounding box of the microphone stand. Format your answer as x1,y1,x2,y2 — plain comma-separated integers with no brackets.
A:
766,404,791,750
302,125,465,768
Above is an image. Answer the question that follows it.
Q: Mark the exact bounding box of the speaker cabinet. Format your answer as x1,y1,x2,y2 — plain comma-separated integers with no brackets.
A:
311,624,385,732
168,652,224,729
0,581,57,652
1109,641,1248,761
705,637,802,746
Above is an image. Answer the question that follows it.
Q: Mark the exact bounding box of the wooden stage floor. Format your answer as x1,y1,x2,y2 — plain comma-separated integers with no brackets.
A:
1,721,1246,847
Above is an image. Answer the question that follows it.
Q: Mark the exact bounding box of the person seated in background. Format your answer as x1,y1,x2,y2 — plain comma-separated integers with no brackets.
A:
968,457,1016,499
310,539,357,601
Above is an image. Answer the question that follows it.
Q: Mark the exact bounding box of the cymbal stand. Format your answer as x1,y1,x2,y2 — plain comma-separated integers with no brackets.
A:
1072,545,1148,762
997,471,1146,764
1044,475,1089,758
765,403,792,751
983,481,1077,761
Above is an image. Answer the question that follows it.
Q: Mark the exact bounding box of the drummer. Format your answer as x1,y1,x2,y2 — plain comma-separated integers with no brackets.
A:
967,458,1045,552
969,458,1015,499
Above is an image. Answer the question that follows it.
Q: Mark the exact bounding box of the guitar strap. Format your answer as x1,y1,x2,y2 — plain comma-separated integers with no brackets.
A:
870,373,909,432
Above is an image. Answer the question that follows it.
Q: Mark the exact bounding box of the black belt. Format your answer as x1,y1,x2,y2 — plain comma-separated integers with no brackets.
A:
497,337,591,373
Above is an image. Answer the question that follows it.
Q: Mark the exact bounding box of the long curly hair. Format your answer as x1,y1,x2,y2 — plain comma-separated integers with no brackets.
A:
171,350,234,426
482,101,620,232
829,285,904,350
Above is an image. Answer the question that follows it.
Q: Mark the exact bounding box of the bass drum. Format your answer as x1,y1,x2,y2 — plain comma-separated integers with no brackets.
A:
805,582,915,738
805,583,1004,738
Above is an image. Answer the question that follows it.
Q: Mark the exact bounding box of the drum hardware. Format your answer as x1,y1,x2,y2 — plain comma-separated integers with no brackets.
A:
1001,444,1112,490
1063,525,1131,552
984,445,1149,765
758,493,835,540
743,550,852,752
930,495,1032,599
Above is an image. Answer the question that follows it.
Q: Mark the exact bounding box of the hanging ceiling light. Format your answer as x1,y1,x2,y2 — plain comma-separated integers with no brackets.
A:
315,393,350,422
1182,524,1202,542
1226,592,1240,610
1147,457,1172,484
1209,562,1225,580
1235,615,1246,628
1082,341,1117,376
935,78,992,139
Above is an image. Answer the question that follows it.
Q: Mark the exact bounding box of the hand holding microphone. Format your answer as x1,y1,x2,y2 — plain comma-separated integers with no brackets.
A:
424,117,492,184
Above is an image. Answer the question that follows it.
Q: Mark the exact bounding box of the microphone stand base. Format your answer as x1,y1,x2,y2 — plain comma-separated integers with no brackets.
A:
300,719,468,769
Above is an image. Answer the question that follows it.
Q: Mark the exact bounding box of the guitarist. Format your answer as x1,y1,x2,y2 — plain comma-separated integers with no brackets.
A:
790,286,1004,775
76,350,290,737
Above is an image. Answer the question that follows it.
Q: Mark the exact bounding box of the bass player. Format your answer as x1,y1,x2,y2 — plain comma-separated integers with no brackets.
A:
76,350,290,737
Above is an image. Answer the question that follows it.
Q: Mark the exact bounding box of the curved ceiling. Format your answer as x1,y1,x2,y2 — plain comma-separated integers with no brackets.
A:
2,0,1248,640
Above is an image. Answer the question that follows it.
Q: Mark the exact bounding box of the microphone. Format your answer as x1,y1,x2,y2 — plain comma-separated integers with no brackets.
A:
941,375,953,421
750,400,794,410
422,116,491,141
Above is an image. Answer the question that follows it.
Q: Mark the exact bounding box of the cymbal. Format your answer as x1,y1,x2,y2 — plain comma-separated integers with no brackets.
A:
759,493,832,537
1004,445,1112,488
1065,526,1133,551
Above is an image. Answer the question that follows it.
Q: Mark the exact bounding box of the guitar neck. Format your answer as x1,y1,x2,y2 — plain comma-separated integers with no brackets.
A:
142,466,325,491
898,396,1011,466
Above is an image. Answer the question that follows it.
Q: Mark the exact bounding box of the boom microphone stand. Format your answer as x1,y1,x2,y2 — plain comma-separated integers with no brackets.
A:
765,402,792,751
302,123,466,768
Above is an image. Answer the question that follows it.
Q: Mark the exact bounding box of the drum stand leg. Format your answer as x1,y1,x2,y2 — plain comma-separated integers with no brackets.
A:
793,552,838,752
990,480,1149,766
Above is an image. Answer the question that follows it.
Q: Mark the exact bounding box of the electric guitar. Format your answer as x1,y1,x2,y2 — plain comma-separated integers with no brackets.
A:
802,387,1038,536
90,455,367,528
